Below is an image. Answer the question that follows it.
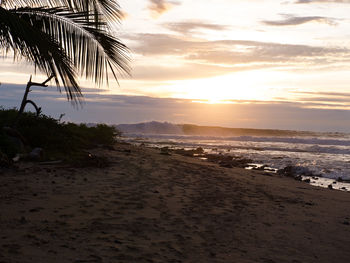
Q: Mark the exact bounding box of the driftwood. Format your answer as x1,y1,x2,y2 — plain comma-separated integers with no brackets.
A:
18,75,54,117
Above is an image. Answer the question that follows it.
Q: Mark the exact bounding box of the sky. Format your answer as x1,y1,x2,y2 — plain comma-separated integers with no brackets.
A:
1,0,350,132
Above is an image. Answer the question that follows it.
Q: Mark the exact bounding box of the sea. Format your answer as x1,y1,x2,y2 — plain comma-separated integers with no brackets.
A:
117,122,350,191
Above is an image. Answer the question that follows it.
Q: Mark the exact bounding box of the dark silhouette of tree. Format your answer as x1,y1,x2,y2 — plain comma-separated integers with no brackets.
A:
0,0,130,104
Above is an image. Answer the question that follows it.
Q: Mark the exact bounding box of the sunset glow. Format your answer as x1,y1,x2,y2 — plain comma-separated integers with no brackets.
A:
3,1,350,261
1,0,350,130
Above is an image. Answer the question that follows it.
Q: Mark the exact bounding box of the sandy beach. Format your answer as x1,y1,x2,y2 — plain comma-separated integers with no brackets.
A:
1,142,350,263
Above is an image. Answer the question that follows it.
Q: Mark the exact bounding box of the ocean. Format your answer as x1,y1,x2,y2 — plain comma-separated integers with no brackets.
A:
117,122,350,191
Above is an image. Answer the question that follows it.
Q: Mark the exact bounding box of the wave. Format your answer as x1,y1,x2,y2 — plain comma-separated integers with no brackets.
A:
120,129,350,182
123,133,350,148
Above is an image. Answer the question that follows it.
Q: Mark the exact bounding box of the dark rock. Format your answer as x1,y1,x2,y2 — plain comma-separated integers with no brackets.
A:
174,148,185,154
194,147,204,154
0,151,11,168
160,147,171,155
295,175,303,181
278,165,315,179
8,136,25,154
3,127,27,154
114,239,123,244
29,147,44,161
337,177,343,182
174,147,207,157
277,166,295,177
203,153,252,168
175,149,193,157
343,221,350,226
303,179,311,183
20,216,27,224
328,184,333,190
232,159,250,168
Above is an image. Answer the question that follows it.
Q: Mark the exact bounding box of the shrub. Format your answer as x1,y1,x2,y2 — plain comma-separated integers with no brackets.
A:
0,108,119,161
0,131,19,158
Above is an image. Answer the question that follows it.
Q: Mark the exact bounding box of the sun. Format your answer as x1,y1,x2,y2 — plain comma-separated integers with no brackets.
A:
167,70,288,103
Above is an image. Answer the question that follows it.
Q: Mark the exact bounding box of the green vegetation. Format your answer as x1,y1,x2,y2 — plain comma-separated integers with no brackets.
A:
0,109,119,164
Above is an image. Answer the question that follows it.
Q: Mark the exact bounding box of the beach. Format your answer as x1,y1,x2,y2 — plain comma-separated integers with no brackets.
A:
1,142,350,263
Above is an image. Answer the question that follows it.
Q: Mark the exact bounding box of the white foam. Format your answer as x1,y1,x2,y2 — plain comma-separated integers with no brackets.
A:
121,132,350,182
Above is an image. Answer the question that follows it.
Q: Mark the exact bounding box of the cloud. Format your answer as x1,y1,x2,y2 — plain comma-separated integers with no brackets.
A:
147,0,180,16
132,63,237,81
120,33,350,81
127,33,349,66
294,91,350,97
297,96,350,103
262,15,338,26
164,21,230,35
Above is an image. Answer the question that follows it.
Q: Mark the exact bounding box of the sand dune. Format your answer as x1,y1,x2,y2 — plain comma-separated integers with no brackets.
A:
0,142,350,262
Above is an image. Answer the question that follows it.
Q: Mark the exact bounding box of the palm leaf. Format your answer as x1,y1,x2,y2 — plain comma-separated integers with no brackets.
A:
13,7,130,86
0,6,82,101
2,0,123,26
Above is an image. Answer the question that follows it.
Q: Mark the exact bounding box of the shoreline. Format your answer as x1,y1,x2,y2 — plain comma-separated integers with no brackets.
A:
1,142,350,262
129,139,350,192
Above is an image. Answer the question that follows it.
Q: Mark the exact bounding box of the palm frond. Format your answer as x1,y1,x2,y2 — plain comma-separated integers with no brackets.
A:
2,0,123,25
12,7,130,86
0,6,82,101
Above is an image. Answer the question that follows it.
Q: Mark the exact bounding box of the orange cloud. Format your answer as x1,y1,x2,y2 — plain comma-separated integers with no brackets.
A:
148,0,180,17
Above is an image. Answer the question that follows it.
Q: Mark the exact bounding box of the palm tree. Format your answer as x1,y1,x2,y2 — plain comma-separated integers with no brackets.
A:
0,0,130,104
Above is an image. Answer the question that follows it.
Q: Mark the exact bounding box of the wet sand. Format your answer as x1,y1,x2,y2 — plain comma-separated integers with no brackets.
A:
0,142,350,263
